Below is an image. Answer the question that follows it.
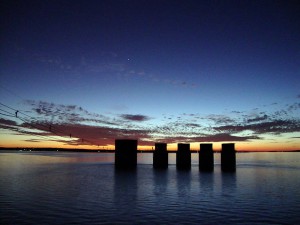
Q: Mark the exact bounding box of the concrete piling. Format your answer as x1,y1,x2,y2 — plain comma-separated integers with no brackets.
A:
115,139,137,169
153,143,168,169
221,143,236,172
199,143,214,171
176,143,191,170
113,139,237,171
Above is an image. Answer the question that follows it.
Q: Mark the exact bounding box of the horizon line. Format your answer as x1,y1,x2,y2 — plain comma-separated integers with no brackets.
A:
1,147,299,153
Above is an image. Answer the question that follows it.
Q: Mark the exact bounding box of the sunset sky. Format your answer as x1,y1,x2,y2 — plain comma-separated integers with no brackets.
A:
0,0,299,151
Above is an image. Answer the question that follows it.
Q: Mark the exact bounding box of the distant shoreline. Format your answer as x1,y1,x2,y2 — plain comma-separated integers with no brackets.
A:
0,147,299,153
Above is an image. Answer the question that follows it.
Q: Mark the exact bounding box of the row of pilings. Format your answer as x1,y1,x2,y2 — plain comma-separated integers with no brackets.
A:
115,139,236,172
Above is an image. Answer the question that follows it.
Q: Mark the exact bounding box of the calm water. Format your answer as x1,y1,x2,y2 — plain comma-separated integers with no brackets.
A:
1,151,300,224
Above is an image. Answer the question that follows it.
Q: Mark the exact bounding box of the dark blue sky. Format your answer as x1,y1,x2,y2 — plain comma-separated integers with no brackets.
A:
0,0,299,150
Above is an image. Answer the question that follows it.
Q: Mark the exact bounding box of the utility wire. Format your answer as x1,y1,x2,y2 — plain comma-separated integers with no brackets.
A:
0,114,71,143
17,116,75,143
0,87,83,144
0,101,99,147
1,102,68,135
0,86,100,146
0,108,15,115
1,101,63,133
1,102,76,143
0,112,15,117
18,116,75,142
0,103,17,114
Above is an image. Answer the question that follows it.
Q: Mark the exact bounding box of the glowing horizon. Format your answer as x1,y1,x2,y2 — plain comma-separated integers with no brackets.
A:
1,138,299,152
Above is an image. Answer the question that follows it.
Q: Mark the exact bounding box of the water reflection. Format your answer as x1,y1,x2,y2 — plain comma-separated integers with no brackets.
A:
198,171,215,194
176,170,191,198
153,169,168,197
113,168,138,223
0,152,115,165
221,172,237,197
1,152,300,224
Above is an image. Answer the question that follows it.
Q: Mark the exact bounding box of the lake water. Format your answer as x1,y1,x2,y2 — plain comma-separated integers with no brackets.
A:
1,151,300,224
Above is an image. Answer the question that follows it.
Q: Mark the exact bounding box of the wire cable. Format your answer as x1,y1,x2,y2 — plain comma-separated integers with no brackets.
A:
0,101,100,147
0,112,15,117
0,108,15,115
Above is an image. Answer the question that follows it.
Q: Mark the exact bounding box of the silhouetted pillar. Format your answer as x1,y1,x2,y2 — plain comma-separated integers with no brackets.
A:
221,143,236,172
199,143,214,171
115,139,137,169
176,143,191,170
153,143,168,169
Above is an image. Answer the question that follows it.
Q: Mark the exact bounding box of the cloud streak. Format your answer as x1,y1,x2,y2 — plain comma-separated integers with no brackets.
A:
25,49,197,89
120,114,150,122
214,119,300,135
0,100,299,147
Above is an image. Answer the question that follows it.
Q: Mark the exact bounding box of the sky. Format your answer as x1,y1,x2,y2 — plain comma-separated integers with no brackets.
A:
0,0,299,151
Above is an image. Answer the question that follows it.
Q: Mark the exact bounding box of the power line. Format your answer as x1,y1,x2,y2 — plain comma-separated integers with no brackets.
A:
0,85,84,136
0,112,15,117
0,102,16,112
0,89,83,143
0,101,100,147
1,101,68,134
17,116,77,142
0,87,82,143
0,102,76,143
0,113,70,143
1,102,66,134
18,117,72,141
0,108,15,115
0,86,101,147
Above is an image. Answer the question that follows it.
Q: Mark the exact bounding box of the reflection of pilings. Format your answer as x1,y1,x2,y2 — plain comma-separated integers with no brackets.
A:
115,139,137,169
176,143,191,170
153,143,168,169
199,143,214,171
221,143,236,172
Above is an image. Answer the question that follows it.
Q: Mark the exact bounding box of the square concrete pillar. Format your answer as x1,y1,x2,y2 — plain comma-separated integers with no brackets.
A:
221,143,236,172
199,143,214,171
153,143,168,169
115,139,137,169
176,143,191,170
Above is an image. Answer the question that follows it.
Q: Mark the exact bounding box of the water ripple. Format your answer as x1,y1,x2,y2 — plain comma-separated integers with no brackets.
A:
1,153,300,224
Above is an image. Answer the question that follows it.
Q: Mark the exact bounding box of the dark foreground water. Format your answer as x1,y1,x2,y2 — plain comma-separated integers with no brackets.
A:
0,151,300,224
